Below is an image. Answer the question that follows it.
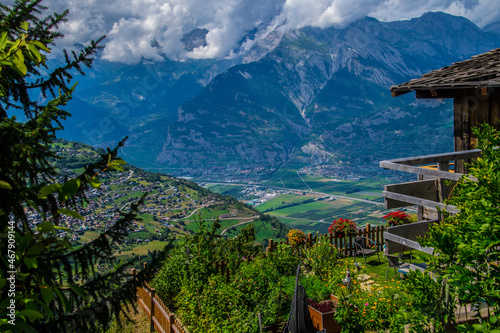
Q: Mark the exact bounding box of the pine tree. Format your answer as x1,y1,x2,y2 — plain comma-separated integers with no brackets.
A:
0,1,165,332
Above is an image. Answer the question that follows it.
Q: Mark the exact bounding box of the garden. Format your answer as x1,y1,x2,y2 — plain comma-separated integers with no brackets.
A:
150,213,433,333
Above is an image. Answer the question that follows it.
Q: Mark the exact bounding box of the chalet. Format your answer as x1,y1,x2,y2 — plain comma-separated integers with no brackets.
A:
380,47,500,255
391,47,500,171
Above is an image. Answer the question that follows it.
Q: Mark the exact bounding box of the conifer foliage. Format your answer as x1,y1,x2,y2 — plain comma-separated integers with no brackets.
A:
0,1,165,332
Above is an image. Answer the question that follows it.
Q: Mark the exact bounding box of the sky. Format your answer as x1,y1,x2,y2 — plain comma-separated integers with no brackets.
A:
8,0,500,63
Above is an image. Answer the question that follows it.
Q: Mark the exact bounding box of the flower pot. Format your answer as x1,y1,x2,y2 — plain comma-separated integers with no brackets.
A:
330,294,340,305
308,305,342,333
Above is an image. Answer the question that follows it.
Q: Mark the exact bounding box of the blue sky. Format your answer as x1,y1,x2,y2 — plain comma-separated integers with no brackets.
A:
7,0,500,63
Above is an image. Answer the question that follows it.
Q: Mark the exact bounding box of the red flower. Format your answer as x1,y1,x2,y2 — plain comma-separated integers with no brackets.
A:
328,218,357,237
383,211,411,227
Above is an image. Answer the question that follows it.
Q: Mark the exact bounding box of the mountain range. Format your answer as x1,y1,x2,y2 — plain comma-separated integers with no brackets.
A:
59,11,500,179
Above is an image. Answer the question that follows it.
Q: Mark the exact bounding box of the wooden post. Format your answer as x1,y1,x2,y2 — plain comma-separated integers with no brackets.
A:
168,314,174,333
267,239,274,253
307,233,313,247
437,160,451,222
345,235,350,257
150,288,156,332
417,174,424,221
375,226,380,249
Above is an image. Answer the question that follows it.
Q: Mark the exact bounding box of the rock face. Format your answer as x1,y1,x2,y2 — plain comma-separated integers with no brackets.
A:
61,12,500,175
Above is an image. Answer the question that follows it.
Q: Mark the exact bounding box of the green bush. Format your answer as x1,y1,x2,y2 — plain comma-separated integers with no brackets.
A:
171,247,299,332
302,234,341,280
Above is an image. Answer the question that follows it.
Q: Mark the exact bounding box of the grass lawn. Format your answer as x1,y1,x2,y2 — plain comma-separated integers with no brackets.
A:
343,250,432,289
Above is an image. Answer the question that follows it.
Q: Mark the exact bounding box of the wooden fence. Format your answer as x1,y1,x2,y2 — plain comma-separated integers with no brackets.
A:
134,274,190,333
266,223,386,258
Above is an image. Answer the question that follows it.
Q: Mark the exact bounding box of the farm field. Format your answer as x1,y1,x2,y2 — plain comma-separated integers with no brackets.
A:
256,194,390,234
263,167,388,195
205,172,399,235
256,193,320,212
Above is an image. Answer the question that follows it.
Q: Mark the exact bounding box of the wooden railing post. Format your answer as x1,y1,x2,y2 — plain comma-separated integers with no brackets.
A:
150,288,156,332
267,239,274,253
168,314,174,333
437,160,451,221
417,174,424,221
376,226,381,250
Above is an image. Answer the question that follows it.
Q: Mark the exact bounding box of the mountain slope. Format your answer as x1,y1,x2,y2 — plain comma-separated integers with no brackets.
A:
143,12,500,176
59,12,500,179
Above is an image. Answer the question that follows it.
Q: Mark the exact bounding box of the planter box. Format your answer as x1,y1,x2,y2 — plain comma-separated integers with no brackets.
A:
308,305,342,333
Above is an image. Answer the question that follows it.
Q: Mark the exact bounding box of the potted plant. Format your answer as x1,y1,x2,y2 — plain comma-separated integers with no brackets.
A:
307,299,342,333
328,218,357,238
383,210,412,227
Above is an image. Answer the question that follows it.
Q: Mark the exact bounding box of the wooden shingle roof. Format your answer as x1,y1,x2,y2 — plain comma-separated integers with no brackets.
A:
391,48,500,97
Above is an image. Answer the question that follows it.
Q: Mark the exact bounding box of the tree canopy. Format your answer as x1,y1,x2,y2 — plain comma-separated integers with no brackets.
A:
0,1,165,332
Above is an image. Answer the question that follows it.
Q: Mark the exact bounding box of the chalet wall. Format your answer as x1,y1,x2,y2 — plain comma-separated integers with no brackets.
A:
453,88,500,172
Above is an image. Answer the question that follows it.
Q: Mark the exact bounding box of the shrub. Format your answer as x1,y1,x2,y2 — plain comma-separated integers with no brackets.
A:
173,245,300,332
302,235,340,280
287,228,306,246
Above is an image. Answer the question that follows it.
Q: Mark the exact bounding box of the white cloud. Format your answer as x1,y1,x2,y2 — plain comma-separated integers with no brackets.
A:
368,0,479,23
282,0,383,28
6,0,499,63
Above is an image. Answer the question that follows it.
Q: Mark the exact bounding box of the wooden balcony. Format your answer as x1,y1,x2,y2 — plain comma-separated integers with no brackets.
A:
379,149,482,256
379,149,483,219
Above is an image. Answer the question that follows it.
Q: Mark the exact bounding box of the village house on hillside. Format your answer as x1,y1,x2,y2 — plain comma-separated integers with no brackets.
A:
380,47,500,254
